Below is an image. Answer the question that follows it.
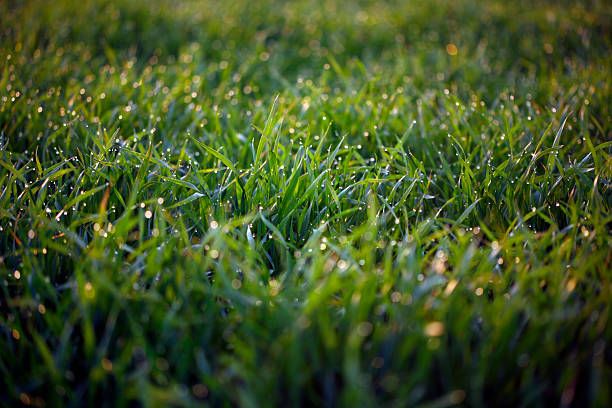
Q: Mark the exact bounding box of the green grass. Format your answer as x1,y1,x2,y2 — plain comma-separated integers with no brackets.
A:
1,0,611,406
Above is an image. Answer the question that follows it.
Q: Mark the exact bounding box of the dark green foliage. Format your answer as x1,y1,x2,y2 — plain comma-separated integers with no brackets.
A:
1,0,611,406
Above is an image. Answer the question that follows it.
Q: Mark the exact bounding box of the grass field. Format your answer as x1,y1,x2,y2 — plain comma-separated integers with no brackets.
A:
1,0,611,406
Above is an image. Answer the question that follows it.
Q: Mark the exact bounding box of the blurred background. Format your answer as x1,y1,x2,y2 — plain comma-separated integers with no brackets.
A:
3,0,611,101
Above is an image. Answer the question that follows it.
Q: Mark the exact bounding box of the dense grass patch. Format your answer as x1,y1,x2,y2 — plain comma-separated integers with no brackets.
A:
1,0,611,406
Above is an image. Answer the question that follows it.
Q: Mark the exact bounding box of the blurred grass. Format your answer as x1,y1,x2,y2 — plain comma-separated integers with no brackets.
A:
1,0,611,406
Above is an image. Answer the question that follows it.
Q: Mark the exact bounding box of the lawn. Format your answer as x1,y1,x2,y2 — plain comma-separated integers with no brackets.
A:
1,0,611,406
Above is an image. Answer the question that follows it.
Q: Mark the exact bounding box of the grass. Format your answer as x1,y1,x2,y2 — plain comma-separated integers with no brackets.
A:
1,0,611,406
